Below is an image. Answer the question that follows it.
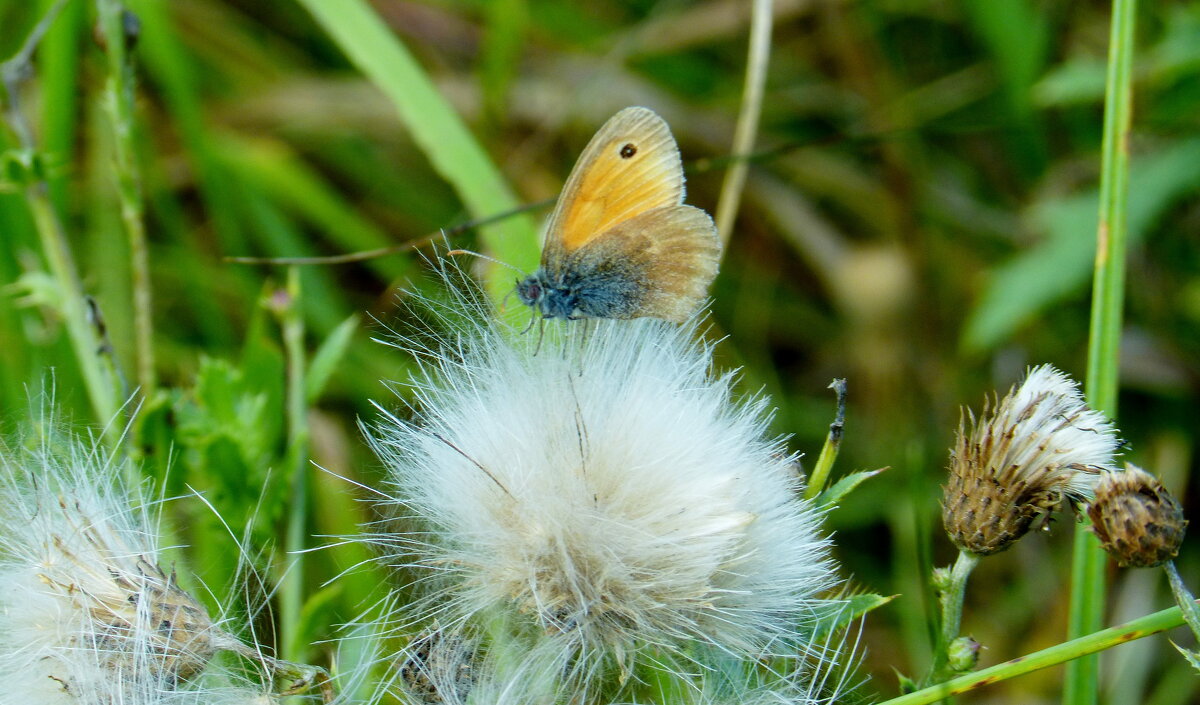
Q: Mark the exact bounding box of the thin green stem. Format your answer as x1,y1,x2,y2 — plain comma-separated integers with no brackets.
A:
880,603,1189,705
97,0,155,399
1067,0,1136,702
279,268,310,662
928,551,980,684
714,0,772,251
804,378,846,500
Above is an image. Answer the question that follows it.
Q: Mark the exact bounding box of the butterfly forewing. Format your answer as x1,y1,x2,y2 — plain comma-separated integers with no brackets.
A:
544,107,685,263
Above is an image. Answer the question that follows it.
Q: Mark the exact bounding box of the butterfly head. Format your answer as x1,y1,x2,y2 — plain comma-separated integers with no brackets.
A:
516,273,544,310
517,272,579,320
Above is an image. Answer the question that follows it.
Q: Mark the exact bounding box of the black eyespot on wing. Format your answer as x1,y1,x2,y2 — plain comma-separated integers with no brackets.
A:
619,143,637,159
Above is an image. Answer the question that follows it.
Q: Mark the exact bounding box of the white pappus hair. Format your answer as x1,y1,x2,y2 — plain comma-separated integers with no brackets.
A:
363,283,848,704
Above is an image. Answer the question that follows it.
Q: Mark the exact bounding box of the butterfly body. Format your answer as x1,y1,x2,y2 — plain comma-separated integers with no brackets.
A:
522,107,720,323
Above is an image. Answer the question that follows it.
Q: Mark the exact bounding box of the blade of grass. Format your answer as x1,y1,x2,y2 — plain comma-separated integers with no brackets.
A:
37,0,81,212
295,0,539,298
1065,0,1137,703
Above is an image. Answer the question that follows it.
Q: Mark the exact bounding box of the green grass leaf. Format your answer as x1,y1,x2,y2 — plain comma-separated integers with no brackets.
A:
295,0,540,292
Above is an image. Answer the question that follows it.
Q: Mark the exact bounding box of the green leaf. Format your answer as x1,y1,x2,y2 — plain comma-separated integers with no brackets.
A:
286,582,343,663
1034,58,1107,107
813,592,896,641
963,138,1200,352
895,668,919,694
816,467,888,508
1171,641,1200,675
306,314,359,404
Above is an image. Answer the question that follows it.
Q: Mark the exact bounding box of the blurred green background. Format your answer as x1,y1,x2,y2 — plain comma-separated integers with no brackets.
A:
1,0,1198,702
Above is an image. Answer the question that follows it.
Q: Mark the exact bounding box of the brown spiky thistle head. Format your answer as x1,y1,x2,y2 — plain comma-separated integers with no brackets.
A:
1088,464,1187,568
942,365,1120,556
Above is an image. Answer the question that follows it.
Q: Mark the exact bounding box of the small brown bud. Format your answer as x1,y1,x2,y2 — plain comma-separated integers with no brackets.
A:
1088,464,1187,568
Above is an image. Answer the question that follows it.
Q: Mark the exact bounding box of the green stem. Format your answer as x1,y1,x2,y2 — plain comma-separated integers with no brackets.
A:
929,551,980,683
804,378,846,500
880,604,1190,705
280,268,310,661
714,0,772,250
97,0,155,399
1067,0,1136,702
1165,561,1200,642
26,196,121,432
1,2,121,438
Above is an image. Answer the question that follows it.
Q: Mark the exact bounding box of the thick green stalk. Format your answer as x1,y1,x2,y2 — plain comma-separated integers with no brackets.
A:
1065,0,1136,702
880,604,1189,705
97,0,155,398
714,0,772,249
280,268,310,661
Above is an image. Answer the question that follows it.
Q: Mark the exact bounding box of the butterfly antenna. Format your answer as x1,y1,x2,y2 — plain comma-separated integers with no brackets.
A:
445,249,528,276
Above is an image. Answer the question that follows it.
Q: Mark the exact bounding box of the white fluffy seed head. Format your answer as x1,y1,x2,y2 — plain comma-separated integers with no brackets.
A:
0,420,258,705
942,364,1121,555
365,286,845,702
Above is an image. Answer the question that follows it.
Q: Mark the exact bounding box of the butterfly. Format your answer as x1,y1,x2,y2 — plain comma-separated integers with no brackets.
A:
515,107,721,323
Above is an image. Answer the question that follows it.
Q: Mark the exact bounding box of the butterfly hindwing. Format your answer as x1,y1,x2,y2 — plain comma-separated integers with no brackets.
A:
558,205,719,322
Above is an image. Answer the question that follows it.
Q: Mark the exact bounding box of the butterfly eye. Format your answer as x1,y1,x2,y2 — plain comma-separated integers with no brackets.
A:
619,143,637,159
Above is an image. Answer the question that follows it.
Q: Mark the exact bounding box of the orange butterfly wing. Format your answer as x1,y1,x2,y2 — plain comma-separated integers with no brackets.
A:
542,107,685,266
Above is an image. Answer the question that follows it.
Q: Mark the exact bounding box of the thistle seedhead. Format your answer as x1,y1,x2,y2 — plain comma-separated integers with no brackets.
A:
364,279,850,703
1088,463,1187,568
0,435,228,704
942,365,1120,556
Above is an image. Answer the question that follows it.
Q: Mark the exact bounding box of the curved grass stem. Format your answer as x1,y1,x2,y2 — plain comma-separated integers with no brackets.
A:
714,0,772,251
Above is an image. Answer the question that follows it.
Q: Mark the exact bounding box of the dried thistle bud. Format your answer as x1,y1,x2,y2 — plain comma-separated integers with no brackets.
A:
398,628,477,704
48,546,219,686
1088,464,1187,568
942,365,1119,556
